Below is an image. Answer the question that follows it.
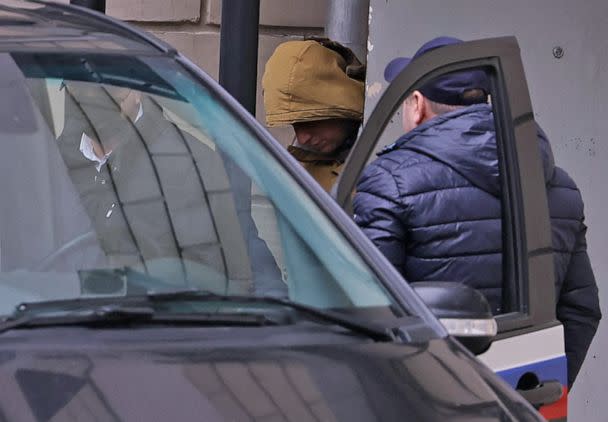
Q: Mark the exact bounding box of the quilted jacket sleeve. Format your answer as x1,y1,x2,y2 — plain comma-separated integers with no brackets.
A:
556,219,602,388
353,163,407,275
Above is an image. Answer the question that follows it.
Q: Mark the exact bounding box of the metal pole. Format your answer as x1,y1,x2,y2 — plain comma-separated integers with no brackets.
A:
325,0,370,64
219,0,260,115
70,0,106,13
218,1,283,297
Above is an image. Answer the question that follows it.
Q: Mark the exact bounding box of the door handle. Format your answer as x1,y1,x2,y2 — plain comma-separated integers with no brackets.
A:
516,380,563,408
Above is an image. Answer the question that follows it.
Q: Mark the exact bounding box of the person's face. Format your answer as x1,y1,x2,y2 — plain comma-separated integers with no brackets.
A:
293,119,352,154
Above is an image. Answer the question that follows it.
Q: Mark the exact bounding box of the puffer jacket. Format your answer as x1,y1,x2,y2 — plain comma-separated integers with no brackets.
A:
353,103,601,386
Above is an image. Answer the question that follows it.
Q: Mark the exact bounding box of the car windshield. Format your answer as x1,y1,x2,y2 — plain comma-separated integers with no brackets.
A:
0,51,398,317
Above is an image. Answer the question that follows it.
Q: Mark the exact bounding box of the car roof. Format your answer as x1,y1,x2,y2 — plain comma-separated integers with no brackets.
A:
0,0,174,55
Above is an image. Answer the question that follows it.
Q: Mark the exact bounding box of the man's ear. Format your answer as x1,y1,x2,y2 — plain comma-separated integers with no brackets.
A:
411,90,427,125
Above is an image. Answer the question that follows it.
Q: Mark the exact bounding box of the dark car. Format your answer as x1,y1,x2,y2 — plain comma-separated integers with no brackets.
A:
0,1,546,420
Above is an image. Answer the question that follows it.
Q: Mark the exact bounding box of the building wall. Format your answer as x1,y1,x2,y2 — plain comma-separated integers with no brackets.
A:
104,0,329,147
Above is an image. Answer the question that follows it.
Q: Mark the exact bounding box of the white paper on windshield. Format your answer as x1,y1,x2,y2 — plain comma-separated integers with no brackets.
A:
134,101,143,123
79,132,109,172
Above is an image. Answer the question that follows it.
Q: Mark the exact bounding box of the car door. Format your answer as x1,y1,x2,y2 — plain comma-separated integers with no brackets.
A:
334,37,567,420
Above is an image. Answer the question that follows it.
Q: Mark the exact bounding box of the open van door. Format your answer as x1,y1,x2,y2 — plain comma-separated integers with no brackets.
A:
334,37,567,420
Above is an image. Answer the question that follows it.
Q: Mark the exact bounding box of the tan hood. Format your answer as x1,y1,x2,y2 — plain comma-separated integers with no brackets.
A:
262,39,365,127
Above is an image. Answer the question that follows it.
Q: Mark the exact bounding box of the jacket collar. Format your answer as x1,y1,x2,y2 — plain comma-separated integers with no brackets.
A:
288,136,355,163
288,145,350,163
379,104,491,155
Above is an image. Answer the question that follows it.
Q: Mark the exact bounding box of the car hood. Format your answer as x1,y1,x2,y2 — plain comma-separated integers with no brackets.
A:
0,325,541,421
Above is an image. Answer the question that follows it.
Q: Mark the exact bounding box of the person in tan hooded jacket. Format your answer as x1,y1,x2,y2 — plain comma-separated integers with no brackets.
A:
262,38,366,192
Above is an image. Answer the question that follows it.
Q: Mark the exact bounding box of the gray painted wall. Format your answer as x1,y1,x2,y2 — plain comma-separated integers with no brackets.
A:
365,1,607,419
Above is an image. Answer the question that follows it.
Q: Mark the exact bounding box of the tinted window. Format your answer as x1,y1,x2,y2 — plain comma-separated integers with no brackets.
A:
0,52,396,316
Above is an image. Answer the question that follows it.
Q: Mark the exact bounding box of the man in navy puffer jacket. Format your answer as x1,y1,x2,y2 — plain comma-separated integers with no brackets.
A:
353,37,600,387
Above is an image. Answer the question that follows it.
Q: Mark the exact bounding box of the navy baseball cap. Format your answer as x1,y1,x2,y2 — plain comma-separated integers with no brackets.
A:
384,36,489,106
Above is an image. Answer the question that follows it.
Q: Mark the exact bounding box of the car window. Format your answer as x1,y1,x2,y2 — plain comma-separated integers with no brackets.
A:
0,52,397,316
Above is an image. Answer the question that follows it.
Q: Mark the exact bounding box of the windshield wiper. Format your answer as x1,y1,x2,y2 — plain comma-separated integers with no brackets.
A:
0,303,279,334
4,291,395,341
0,305,154,333
145,290,396,342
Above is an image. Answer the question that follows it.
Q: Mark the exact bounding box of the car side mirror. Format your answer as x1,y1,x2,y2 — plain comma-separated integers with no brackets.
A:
412,282,497,355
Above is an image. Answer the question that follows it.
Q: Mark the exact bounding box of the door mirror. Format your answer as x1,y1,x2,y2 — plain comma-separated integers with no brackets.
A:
412,282,497,355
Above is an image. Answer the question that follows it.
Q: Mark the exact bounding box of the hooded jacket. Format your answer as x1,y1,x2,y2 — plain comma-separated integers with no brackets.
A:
262,39,365,192
286,144,351,192
353,104,601,386
262,39,365,127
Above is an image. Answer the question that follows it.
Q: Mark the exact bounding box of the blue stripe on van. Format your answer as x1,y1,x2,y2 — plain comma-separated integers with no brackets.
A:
496,355,567,388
